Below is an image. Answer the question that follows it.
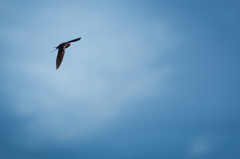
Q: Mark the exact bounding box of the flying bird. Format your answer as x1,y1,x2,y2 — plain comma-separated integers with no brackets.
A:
53,37,81,69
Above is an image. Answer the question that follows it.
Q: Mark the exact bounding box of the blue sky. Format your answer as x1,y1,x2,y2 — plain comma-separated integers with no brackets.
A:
0,0,240,158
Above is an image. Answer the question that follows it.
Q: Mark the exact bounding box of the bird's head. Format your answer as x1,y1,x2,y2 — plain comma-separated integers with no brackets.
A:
65,43,71,48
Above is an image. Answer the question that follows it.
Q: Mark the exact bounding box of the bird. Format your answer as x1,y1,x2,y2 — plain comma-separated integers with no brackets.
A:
52,37,81,69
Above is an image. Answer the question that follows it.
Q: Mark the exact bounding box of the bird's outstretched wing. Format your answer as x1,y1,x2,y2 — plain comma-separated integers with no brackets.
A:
56,44,66,69
67,37,81,43
55,37,81,69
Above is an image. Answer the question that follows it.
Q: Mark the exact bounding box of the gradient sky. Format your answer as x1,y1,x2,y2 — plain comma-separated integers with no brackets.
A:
0,0,240,159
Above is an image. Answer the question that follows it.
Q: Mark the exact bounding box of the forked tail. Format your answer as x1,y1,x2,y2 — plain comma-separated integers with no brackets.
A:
51,47,57,52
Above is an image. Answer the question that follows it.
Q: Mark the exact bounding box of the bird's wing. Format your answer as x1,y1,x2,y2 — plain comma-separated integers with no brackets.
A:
67,37,81,43
56,44,66,69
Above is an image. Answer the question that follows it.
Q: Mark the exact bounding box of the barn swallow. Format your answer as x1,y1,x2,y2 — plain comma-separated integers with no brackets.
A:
52,37,81,69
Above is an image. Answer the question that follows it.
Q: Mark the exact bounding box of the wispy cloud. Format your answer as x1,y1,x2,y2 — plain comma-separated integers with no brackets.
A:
2,1,239,158
2,2,179,145
188,138,213,157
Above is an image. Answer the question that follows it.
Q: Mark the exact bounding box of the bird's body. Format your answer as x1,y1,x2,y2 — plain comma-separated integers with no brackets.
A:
53,37,81,69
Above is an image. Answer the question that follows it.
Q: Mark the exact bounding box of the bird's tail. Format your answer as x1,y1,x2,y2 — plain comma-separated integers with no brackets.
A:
51,47,57,52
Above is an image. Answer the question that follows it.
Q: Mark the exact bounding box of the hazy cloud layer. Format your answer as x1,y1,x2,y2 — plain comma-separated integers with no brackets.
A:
0,0,240,158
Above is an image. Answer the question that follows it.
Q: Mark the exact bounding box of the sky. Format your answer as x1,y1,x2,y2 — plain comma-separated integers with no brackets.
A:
0,0,240,158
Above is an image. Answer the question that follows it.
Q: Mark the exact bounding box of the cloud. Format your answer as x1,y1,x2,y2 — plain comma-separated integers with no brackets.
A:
1,1,240,158
1,1,180,148
188,138,213,157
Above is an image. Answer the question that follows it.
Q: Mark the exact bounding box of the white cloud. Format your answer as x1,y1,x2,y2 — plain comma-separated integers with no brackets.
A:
188,138,213,157
4,2,180,145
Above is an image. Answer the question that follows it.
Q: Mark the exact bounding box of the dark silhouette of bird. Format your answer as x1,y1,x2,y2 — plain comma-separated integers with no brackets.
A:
52,37,81,69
